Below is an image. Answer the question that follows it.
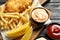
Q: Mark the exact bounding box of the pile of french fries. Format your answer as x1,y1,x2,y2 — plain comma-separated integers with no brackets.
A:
0,5,34,30
0,12,29,30
0,2,37,40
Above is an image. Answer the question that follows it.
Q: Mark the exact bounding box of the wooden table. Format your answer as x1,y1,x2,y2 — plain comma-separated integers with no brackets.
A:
30,26,44,40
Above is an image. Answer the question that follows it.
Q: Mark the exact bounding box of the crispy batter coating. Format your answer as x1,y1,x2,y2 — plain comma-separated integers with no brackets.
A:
4,0,33,13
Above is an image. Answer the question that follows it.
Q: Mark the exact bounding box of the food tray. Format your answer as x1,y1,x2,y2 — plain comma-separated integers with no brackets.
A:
0,1,52,40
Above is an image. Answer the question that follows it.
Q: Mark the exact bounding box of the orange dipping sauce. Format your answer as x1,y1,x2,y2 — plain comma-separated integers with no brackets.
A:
32,8,48,23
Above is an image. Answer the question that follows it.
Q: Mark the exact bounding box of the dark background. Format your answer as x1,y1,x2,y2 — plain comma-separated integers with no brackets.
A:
43,0,60,23
0,0,7,2
0,0,7,5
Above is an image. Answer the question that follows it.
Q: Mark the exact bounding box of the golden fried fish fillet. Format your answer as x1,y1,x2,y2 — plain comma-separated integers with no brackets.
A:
4,0,33,13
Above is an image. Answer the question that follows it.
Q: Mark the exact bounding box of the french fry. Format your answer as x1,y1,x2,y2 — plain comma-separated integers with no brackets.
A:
13,19,18,24
25,14,30,21
0,12,4,17
5,24,10,30
12,22,17,28
21,27,33,40
17,20,22,27
5,17,9,21
0,5,5,12
1,27,4,30
9,24,14,29
0,7,3,12
1,16,8,23
3,14,19,18
9,19,13,24
19,14,27,22
0,20,4,25
7,26,10,30
4,24,8,29
5,12,19,16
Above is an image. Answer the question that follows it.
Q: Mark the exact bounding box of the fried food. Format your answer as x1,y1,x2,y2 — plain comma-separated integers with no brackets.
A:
21,27,33,40
0,2,36,30
6,22,30,38
4,0,33,13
